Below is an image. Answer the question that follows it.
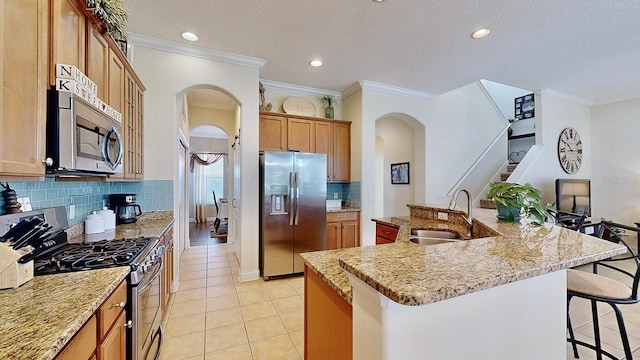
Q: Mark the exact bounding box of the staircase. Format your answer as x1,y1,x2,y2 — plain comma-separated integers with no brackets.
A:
479,163,518,209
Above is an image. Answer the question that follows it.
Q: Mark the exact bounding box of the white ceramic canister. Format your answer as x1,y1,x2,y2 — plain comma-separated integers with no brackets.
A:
85,211,105,234
97,206,116,230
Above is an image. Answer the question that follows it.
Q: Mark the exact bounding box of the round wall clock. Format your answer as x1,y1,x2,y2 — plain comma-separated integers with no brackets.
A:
557,127,583,174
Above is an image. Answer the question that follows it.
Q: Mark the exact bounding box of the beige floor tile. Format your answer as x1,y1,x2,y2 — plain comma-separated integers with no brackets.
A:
289,330,304,357
182,270,208,281
187,257,208,265
241,301,278,321
208,261,230,270
245,315,288,342
235,280,265,293
206,306,244,329
180,278,208,290
575,324,625,358
170,299,207,319
183,263,208,272
160,331,205,360
205,344,253,360
174,288,207,304
207,275,235,286
164,313,206,338
182,356,205,360
208,267,233,276
272,295,303,314
279,310,304,332
207,284,237,298
206,293,240,311
238,289,270,305
205,323,248,353
265,284,298,299
249,333,299,360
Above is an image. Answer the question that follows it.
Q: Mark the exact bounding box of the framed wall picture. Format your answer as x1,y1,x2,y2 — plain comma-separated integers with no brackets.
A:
391,162,410,184
514,93,535,120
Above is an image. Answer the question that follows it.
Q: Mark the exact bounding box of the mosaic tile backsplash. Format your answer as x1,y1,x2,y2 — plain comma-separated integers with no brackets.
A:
0,178,173,225
327,181,360,202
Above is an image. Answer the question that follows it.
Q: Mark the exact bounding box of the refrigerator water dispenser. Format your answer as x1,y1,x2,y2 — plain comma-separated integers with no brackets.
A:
269,185,288,214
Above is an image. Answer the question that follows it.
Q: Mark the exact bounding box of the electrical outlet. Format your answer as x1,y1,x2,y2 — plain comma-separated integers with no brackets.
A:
69,205,75,219
334,192,339,199
437,212,449,221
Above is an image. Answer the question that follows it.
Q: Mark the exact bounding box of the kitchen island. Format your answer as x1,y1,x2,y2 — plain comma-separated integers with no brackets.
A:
301,205,627,359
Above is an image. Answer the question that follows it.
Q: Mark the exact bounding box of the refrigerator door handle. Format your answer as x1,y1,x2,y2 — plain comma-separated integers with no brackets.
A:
294,171,300,225
289,171,295,226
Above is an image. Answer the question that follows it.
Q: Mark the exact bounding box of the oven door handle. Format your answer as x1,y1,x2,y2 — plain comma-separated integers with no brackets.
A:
137,257,163,293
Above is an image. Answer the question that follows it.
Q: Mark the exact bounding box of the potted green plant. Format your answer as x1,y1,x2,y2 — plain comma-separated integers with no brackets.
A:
487,182,553,225
321,95,336,119
86,0,129,45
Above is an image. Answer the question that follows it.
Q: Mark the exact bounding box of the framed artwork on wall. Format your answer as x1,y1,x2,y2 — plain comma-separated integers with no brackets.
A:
514,93,535,120
391,162,410,184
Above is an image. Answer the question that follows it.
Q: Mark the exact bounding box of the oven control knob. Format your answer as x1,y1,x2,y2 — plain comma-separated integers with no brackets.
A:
143,263,154,273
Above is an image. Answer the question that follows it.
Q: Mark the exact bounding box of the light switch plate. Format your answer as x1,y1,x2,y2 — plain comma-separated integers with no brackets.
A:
437,212,449,221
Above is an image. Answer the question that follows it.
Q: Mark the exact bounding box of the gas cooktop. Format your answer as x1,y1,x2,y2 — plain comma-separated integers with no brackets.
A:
33,237,156,275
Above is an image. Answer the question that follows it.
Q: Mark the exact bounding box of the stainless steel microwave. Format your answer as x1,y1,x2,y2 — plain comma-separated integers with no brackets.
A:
46,91,123,176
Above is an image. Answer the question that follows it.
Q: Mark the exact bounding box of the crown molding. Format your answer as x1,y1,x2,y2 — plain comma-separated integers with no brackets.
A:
128,33,266,69
341,82,363,98
360,80,436,100
539,88,593,106
259,79,341,99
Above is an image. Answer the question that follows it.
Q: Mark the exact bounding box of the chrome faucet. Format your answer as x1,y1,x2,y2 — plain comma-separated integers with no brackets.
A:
449,189,473,228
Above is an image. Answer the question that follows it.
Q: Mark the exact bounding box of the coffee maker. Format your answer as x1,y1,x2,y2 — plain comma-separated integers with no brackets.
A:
109,194,142,224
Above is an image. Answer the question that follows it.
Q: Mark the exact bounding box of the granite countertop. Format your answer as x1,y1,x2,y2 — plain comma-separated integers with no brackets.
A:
0,267,130,360
326,206,361,213
68,210,174,243
301,206,626,305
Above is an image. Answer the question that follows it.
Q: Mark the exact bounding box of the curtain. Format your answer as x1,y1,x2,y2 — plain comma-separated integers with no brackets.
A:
191,153,224,223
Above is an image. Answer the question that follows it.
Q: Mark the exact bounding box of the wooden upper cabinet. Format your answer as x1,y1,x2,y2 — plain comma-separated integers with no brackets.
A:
315,121,332,182
50,0,86,85
0,0,48,176
259,114,287,151
108,49,125,114
332,122,351,182
287,118,315,152
86,24,109,100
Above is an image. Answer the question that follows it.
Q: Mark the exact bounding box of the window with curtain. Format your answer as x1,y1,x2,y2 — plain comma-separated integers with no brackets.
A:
206,158,225,203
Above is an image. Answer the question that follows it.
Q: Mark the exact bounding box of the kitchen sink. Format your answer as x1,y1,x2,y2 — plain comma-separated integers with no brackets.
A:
409,237,462,245
410,229,460,239
409,229,463,245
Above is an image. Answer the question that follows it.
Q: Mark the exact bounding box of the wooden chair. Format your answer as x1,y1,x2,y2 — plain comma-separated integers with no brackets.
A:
213,191,221,233
566,221,640,359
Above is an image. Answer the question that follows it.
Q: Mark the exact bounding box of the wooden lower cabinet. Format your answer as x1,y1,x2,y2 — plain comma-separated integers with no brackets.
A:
55,280,127,360
305,266,352,360
375,223,399,245
98,310,126,360
326,212,359,250
161,224,175,313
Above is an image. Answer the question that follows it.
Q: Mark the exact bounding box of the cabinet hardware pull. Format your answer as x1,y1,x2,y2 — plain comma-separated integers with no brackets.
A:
124,320,133,328
114,301,126,308
43,158,53,166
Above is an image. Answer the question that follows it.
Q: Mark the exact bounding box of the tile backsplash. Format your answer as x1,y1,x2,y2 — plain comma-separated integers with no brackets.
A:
327,181,360,201
0,178,173,225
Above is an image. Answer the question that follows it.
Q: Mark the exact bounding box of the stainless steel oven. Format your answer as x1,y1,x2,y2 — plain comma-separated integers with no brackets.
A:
130,243,165,360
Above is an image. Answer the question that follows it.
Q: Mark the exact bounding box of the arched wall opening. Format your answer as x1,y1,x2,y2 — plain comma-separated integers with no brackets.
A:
374,113,426,217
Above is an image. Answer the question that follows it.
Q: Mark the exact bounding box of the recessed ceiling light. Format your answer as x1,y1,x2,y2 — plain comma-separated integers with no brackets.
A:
181,32,199,42
471,28,491,39
309,60,323,67
373,0,384,2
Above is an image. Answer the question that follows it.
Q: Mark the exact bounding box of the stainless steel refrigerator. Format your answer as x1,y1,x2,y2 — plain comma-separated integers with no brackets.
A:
260,151,327,279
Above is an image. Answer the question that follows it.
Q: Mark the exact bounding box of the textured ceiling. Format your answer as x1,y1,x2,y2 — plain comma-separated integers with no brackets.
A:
125,0,640,105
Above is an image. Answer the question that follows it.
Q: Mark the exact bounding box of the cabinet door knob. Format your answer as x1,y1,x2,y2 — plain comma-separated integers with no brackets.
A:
43,158,53,166
124,320,133,328
114,301,126,308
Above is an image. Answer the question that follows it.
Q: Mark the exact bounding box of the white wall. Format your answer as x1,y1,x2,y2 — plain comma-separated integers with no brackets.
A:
591,98,640,224
377,117,416,217
131,46,261,281
517,95,592,206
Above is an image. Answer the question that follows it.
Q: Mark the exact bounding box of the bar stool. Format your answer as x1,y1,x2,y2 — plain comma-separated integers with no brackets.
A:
567,221,640,360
